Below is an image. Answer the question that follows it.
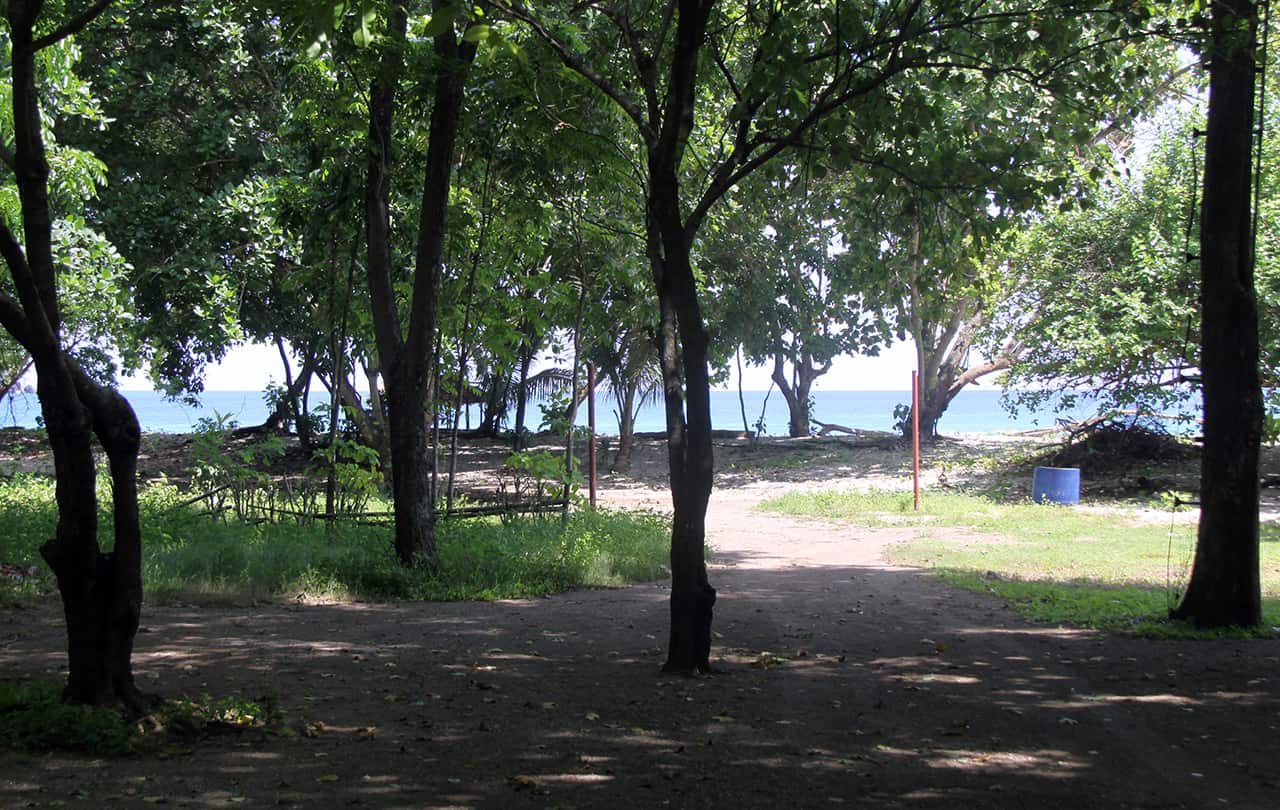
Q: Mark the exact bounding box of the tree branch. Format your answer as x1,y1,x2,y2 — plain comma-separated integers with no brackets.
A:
31,0,115,51
0,222,57,354
492,1,657,144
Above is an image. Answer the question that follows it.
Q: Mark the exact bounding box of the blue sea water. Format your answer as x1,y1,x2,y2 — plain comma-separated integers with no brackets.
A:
0,387,1116,436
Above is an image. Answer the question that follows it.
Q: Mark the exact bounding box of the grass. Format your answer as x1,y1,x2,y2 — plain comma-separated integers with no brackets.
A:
760,489,1280,637
0,475,671,605
0,679,135,755
0,679,284,755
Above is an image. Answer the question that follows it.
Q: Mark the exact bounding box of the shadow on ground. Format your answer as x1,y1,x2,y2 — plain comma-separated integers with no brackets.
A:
3,552,1278,809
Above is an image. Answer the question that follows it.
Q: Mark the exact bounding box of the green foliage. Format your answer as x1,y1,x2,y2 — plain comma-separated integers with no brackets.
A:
499,449,583,504
994,103,1204,416
760,489,1280,637
0,680,135,755
0,680,285,755
312,436,384,514
0,475,57,602
189,414,287,522
153,692,281,734
0,33,134,385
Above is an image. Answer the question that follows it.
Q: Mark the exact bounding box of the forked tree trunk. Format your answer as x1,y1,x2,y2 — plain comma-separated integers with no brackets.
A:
61,369,152,711
772,354,825,438
0,0,153,712
1172,0,1263,627
361,2,477,566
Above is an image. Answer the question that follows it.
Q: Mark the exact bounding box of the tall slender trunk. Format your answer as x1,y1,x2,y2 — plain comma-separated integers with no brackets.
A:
563,279,588,509
611,381,638,473
649,183,715,675
1172,0,1262,627
513,339,533,450
361,2,477,566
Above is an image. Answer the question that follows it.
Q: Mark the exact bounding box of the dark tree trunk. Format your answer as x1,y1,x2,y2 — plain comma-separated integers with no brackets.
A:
771,354,824,438
1172,0,1263,627
649,169,716,675
361,2,477,566
611,382,638,473
0,1,153,712
639,0,717,675
513,340,533,450
257,338,315,440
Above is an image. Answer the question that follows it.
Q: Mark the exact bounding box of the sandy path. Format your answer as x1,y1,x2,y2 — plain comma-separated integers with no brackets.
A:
2,481,1279,809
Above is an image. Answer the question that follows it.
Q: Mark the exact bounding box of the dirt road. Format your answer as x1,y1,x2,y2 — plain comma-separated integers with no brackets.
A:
3,473,1279,809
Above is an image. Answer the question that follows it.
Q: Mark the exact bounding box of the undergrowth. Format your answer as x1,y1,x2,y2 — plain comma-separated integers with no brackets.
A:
0,680,283,756
761,489,1280,638
0,476,670,604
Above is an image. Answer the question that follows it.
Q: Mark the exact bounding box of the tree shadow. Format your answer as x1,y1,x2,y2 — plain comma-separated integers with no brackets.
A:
2,555,1277,808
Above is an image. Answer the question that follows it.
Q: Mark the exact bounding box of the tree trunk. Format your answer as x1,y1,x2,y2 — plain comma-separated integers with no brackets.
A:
360,2,476,567
771,354,821,438
513,341,533,450
385,377,437,565
0,1,152,712
1172,0,1263,627
649,186,716,675
611,382,638,473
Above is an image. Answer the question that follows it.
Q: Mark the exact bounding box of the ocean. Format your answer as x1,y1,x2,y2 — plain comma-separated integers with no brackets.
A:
0,387,1124,436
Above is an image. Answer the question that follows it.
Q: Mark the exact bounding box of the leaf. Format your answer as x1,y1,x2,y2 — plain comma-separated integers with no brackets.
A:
463,24,491,43
421,7,457,37
316,775,339,783
584,711,600,721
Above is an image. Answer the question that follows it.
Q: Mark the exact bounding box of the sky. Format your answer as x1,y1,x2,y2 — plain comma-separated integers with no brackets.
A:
118,339,924,393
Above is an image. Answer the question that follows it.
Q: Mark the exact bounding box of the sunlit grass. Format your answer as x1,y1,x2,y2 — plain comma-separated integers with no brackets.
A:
0,476,670,605
760,489,1280,637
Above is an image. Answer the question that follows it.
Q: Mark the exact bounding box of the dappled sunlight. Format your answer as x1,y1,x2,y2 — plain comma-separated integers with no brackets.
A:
3,553,1278,808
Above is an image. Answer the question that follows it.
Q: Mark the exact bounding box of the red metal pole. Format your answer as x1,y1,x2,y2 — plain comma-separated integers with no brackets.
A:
912,370,921,511
587,362,597,509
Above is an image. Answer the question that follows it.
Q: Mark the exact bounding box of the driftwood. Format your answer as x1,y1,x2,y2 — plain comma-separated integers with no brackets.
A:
811,419,858,437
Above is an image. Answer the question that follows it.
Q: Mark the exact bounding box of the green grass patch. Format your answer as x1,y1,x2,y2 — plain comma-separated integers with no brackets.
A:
0,476,670,604
760,489,1280,638
0,679,136,755
0,680,285,756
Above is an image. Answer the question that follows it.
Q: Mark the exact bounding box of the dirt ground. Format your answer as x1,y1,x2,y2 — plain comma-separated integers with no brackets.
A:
1,431,1279,809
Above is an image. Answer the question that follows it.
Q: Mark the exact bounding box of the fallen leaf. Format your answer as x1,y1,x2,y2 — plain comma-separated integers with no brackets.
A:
315,775,339,783
585,711,600,721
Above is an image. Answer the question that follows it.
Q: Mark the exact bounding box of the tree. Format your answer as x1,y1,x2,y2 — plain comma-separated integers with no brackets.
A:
67,2,303,395
498,0,1159,672
0,0,155,710
994,109,1202,418
1172,0,1263,628
705,172,888,438
356,2,481,566
826,46,1177,439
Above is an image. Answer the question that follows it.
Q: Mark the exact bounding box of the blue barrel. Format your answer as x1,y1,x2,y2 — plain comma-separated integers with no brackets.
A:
1032,466,1080,504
